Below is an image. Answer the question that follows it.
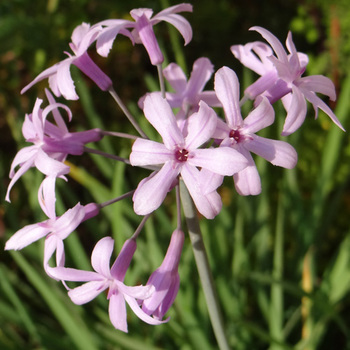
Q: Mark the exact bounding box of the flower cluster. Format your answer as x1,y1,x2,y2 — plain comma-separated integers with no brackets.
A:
5,3,343,332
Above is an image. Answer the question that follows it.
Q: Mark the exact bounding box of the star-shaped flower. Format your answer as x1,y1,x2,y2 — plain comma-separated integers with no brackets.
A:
130,93,248,218
49,237,166,332
213,66,298,195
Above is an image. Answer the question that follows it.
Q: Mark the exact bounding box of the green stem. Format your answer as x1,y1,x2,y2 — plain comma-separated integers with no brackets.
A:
108,87,148,139
179,180,230,350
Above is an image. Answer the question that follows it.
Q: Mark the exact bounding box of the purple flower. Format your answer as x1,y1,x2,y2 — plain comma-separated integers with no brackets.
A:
231,26,344,135
213,66,298,195
49,237,166,332
5,202,93,280
130,93,248,218
21,23,112,100
95,4,193,65
142,229,184,320
5,91,102,202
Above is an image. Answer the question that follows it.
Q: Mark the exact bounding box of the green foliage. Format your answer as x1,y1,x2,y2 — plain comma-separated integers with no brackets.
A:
1,1,350,349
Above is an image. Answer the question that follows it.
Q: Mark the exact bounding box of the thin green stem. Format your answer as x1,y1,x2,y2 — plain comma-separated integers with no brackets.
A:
108,87,148,139
157,64,166,98
83,146,130,164
179,180,230,350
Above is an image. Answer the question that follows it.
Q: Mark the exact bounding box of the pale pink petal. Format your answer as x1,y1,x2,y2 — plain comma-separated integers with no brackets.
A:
301,88,345,131
185,101,217,150
298,75,336,100
130,138,173,166
44,89,70,132
6,148,37,202
21,64,59,95
34,148,70,176
281,86,307,136
153,4,193,45
181,164,222,219
214,66,242,127
43,234,61,276
96,20,134,50
163,62,187,92
198,91,221,108
233,150,261,195
186,57,214,97
69,280,108,305
189,147,248,176
124,294,168,325
243,96,274,133
47,266,101,282
212,117,231,139
246,135,298,169
231,41,274,76
38,176,57,219
133,162,179,215
117,282,154,300
53,203,86,240
56,59,78,100
91,237,114,278
250,26,288,64
152,3,193,19
143,93,184,149
198,168,224,194
5,223,50,250
109,292,128,332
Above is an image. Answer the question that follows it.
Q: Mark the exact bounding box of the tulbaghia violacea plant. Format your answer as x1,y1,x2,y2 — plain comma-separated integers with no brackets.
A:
5,2,344,347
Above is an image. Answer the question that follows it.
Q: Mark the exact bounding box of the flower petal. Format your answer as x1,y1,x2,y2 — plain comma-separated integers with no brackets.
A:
281,85,307,135
246,135,298,169
250,26,288,64
124,294,168,325
110,239,137,281
189,147,248,176
231,41,274,76
214,66,242,127
243,96,274,133
130,138,173,166
91,237,114,278
298,75,336,100
5,222,50,250
53,203,86,240
300,88,345,131
181,164,222,219
185,101,217,150
163,62,187,93
143,93,184,149
186,58,214,99
69,280,108,305
109,292,128,332
133,162,179,215
56,59,78,100
231,148,261,195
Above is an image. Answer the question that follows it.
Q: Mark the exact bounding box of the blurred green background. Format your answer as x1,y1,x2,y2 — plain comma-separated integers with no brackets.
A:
1,0,350,349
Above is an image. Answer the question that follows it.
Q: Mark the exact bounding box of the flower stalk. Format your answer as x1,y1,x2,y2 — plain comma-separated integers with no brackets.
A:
179,179,230,350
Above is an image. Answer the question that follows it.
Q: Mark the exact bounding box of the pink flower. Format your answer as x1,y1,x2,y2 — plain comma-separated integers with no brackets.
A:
49,237,166,332
142,229,184,320
5,91,102,202
96,4,193,65
21,23,112,100
130,93,248,218
231,26,344,135
213,66,298,195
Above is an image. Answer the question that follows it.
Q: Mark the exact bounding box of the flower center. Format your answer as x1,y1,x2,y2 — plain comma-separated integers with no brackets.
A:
175,148,189,162
229,129,242,143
